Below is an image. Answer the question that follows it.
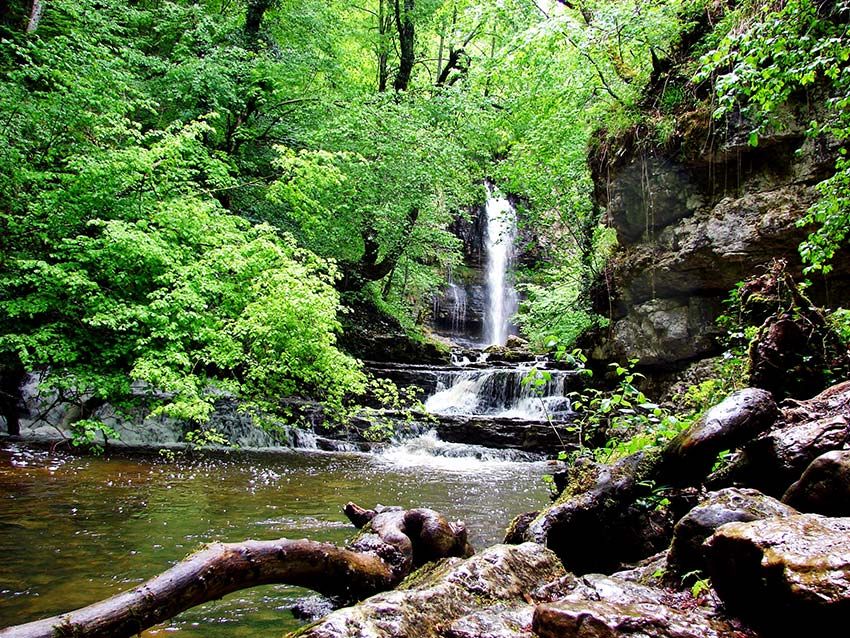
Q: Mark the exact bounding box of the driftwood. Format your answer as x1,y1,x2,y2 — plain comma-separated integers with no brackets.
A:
0,503,473,638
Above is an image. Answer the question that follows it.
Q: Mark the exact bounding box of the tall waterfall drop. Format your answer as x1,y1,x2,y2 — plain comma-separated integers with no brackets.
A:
483,183,519,346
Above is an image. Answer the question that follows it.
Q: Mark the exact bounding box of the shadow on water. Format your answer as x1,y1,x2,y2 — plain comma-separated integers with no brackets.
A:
0,441,551,636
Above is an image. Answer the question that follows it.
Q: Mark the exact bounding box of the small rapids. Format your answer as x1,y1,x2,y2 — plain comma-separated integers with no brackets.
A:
379,430,541,470
424,366,572,420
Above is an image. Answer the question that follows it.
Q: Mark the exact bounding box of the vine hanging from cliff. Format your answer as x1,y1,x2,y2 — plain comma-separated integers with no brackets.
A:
696,0,850,274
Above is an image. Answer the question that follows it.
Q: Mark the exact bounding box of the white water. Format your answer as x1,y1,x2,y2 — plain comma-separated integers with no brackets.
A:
484,184,519,346
379,430,542,470
424,366,572,420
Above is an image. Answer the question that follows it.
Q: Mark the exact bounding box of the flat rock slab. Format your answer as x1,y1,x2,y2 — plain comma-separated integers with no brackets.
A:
288,543,565,638
706,514,850,631
533,574,755,638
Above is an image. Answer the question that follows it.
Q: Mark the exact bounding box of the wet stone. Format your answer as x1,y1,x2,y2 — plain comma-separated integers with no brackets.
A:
705,513,850,632
782,449,850,515
532,574,756,638
288,543,566,638
666,488,796,579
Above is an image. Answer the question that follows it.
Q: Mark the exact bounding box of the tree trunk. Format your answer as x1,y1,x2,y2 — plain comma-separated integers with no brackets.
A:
377,0,390,92
392,0,415,91
436,48,467,86
0,503,473,638
25,0,43,32
340,208,420,291
245,0,273,38
0,358,25,436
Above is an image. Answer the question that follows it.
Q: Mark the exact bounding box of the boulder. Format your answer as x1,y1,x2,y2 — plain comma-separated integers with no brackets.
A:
661,388,778,485
705,514,850,631
782,450,850,515
481,344,533,365
512,452,672,574
505,335,529,350
716,382,850,496
288,543,565,638
666,488,796,579
533,574,757,638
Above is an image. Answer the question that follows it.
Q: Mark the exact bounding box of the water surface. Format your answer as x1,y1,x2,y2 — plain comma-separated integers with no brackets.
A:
0,441,551,636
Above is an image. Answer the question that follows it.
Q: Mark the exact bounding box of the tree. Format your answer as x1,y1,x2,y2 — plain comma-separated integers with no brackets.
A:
393,0,416,90
0,1,366,437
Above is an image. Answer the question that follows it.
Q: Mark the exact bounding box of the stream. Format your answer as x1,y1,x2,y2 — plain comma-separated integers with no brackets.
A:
0,441,552,636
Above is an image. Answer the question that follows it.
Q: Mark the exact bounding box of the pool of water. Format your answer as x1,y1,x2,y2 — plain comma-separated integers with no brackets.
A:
0,440,552,636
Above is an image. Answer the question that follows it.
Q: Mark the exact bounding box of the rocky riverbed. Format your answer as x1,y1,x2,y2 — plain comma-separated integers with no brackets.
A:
290,380,850,638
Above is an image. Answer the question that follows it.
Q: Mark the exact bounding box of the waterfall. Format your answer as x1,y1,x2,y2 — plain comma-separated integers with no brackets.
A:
483,183,519,346
424,366,572,421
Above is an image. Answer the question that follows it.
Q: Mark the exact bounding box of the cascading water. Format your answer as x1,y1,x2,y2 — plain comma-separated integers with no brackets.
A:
420,183,573,423
424,364,572,421
433,281,467,335
483,183,519,347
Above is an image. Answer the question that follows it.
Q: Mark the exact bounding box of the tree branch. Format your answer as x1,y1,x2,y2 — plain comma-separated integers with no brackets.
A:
0,503,473,638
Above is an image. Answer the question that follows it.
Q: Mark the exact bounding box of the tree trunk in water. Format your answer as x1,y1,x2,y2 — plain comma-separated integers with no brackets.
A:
0,358,25,436
393,0,414,91
0,504,473,638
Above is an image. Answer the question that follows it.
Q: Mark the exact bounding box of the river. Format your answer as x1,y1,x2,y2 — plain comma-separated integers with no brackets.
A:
0,440,551,636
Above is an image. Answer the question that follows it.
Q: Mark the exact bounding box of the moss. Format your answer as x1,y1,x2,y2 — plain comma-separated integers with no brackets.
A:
396,557,458,591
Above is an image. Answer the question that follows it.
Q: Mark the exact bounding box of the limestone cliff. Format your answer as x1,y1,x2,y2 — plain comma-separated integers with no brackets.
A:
588,84,849,375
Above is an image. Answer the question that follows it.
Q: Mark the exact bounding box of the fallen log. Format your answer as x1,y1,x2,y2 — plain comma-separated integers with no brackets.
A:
0,503,473,638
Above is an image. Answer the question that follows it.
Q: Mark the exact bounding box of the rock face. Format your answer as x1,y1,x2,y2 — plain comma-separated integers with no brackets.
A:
589,112,849,374
782,450,850,515
705,514,850,631
288,543,565,638
533,574,755,638
340,298,451,365
661,388,779,484
666,488,796,578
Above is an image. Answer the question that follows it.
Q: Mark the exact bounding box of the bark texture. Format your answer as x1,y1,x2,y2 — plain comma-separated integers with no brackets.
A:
393,0,415,91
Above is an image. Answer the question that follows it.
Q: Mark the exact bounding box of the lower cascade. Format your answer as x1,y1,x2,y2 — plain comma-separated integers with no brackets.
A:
424,364,572,420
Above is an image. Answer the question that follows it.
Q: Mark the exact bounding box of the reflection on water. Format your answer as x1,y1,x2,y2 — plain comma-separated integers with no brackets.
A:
0,441,550,636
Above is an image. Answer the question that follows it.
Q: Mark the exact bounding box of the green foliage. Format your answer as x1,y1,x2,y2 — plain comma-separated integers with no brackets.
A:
69,419,120,454
681,570,712,598
827,308,850,345
559,354,691,462
184,427,230,449
516,227,615,351
354,377,432,442
0,0,366,433
696,0,850,273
